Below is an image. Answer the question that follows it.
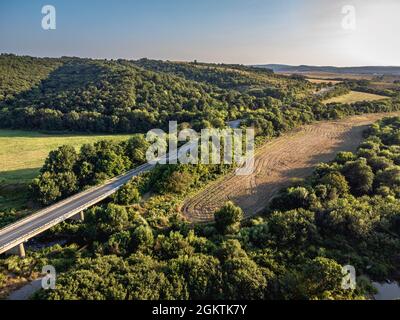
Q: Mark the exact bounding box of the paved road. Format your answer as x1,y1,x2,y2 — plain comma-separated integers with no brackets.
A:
0,162,154,255
7,278,43,300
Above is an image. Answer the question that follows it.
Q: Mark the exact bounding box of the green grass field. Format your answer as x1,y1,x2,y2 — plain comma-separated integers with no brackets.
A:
323,90,388,104
0,130,134,211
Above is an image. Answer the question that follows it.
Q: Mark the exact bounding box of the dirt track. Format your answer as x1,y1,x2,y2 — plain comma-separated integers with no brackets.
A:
182,112,400,222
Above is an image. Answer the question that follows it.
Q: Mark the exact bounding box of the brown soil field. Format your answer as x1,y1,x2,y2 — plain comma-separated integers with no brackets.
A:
278,71,375,80
307,78,342,84
323,91,388,104
182,112,400,222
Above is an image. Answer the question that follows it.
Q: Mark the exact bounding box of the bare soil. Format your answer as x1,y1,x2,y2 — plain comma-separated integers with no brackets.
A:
182,112,400,222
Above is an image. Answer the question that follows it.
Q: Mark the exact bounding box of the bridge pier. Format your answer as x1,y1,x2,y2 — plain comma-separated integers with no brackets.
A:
18,243,26,258
7,243,26,258
71,211,85,222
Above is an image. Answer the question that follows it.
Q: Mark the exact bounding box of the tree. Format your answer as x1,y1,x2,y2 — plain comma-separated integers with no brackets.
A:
125,135,150,165
41,145,78,174
320,171,349,196
375,166,400,188
341,159,374,195
214,202,244,234
31,172,61,205
114,181,141,205
222,256,269,300
98,204,131,235
368,156,393,172
267,209,317,247
96,150,131,177
168,254,222,299
154,231,195,260
105,231,131,255
38,255,130,300
299,257,354,300
132,225,154,252
335,152,355,165
166,171,193,194
270,187,313,211
126,254,188,300
151,165,194,195
55,172,79,197
217,239,248,262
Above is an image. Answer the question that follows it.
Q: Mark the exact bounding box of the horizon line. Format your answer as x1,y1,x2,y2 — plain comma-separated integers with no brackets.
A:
2,52,400,69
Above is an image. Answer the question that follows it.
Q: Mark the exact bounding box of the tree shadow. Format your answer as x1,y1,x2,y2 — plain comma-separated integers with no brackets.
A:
0,168,40,185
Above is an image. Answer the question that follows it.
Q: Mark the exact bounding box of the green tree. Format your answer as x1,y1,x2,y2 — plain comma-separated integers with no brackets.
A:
168,254,222,299
375,166,400,188
154,231,195,260
125,135,150,165
31,172,61,205
41,145,78,174
114,181,141,205
341,159,374,195
267,209,317,247
55,172,79,197
299,257,354,300
132,225,154,252
214,202,244,234
320,171,350,196
98,204,131,235
222,256,269,300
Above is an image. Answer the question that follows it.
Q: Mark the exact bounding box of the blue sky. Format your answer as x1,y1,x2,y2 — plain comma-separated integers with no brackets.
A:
0,0,399,66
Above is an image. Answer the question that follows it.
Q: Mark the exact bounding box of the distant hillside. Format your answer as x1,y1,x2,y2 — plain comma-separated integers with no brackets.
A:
0,55,314,133
131,59,311,96
0,55,234,132
256,64,400,76
0,54,63,101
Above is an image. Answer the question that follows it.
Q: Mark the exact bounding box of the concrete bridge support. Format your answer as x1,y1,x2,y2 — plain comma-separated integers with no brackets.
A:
6,243,26,258
71,211,85,222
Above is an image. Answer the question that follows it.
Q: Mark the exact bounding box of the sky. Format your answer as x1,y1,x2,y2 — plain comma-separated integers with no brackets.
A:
0,0,399,66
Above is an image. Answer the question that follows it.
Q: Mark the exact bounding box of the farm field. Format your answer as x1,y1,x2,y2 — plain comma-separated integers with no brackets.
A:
323,90,388,104
306,78,342,84
278,71,375,80
0,130,133,184
182,112,400,222
0,130,133,210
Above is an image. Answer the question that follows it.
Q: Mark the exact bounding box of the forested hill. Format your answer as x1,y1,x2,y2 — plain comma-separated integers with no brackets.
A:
0,55,234,132
1,55,398,135
132,58,312,99
0,54,63,101
0,54,318,133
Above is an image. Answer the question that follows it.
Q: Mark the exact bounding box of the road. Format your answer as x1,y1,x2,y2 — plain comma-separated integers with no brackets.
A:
0,162,154,255
0,127,207,256
0,118,279,254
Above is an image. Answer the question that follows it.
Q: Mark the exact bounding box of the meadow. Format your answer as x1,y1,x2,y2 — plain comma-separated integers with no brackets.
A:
0,130,133,210
323,90,388,104
306,78,342,84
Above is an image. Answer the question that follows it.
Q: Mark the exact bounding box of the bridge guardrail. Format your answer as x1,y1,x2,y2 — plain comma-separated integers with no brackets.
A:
0,163,153,243
0,187,121,253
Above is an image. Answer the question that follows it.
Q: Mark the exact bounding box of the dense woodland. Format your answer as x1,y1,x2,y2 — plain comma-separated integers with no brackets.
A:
2,54,397,135
2,117,400,300
0,54,309,133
